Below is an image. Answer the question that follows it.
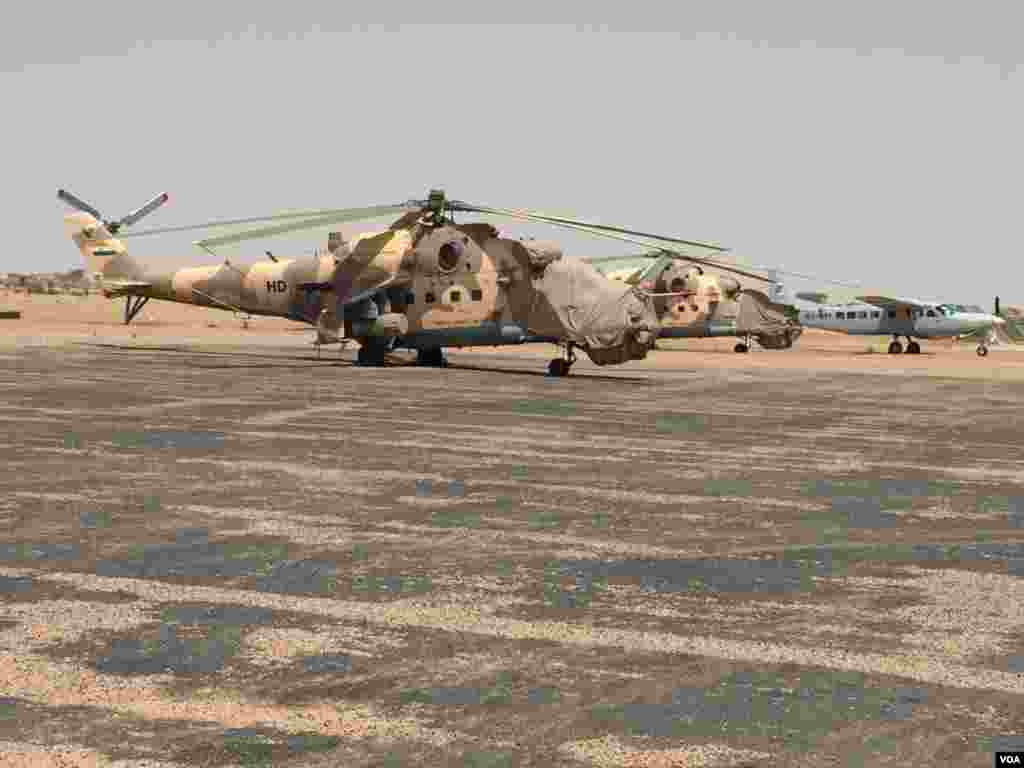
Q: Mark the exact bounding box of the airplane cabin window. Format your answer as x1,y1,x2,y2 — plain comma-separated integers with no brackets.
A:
858,311,867,319
871,311,880,318
425,292,435,304
836,312,845,319
888,310,896,319
450,290,461,303
471,289,482,301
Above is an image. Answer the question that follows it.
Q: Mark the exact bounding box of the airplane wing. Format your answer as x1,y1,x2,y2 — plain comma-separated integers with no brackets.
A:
795,291,830,304
855,294,930,309
100,280,152,298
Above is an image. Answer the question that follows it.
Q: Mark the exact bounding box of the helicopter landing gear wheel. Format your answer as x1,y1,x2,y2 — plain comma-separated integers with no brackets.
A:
357,343,388,366
416,348,448,367
977,345,989,357
906,340,921,354
548,344,576,377
888,340,903,354
547,359,571,377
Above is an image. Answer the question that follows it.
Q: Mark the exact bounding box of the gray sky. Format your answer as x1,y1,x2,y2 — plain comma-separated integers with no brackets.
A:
4,1,1020,307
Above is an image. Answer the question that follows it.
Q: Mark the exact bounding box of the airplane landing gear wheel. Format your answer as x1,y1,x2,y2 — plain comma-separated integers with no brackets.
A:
547,358,571,377
977,345,989,357
888,341,903,354
906,341,921,354
734,343,749,353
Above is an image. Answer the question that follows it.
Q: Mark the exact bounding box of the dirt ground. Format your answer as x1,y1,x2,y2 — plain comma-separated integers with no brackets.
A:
2,293,1024,767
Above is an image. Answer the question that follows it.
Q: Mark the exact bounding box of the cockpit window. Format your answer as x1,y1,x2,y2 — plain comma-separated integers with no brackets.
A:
926,310,936,317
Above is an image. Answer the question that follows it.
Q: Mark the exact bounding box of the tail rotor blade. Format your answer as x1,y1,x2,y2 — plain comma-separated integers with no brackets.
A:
57,189,103,220
117,193,169,229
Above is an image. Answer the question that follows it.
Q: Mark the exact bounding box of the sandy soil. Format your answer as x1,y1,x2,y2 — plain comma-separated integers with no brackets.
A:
1,292,1023,766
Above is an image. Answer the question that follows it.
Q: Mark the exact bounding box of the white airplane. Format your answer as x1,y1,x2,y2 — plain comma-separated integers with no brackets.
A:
791,292,1005,356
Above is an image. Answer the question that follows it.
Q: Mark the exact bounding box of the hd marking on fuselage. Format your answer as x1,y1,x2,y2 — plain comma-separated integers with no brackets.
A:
265,280,287,293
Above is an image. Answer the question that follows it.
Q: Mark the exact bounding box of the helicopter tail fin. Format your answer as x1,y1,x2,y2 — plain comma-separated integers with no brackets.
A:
63,212,146,281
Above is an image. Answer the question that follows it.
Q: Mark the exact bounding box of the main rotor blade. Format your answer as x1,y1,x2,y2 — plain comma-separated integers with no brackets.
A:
117,193,169,229
195,204,415,249
120,203,414,240
450,203,773,283
584,252,663,265
121,202,417,241
452,201,729,253
57,189,103,220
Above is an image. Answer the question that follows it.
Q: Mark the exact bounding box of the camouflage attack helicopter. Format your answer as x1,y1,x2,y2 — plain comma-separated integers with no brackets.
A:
443,204,800,353
589,252,802,352
58,188,761,375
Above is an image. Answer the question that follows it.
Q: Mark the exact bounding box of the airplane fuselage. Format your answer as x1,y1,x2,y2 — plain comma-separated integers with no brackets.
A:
797,302,998,339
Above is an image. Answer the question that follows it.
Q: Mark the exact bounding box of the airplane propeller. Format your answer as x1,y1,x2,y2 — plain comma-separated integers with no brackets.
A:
57,189,169,234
